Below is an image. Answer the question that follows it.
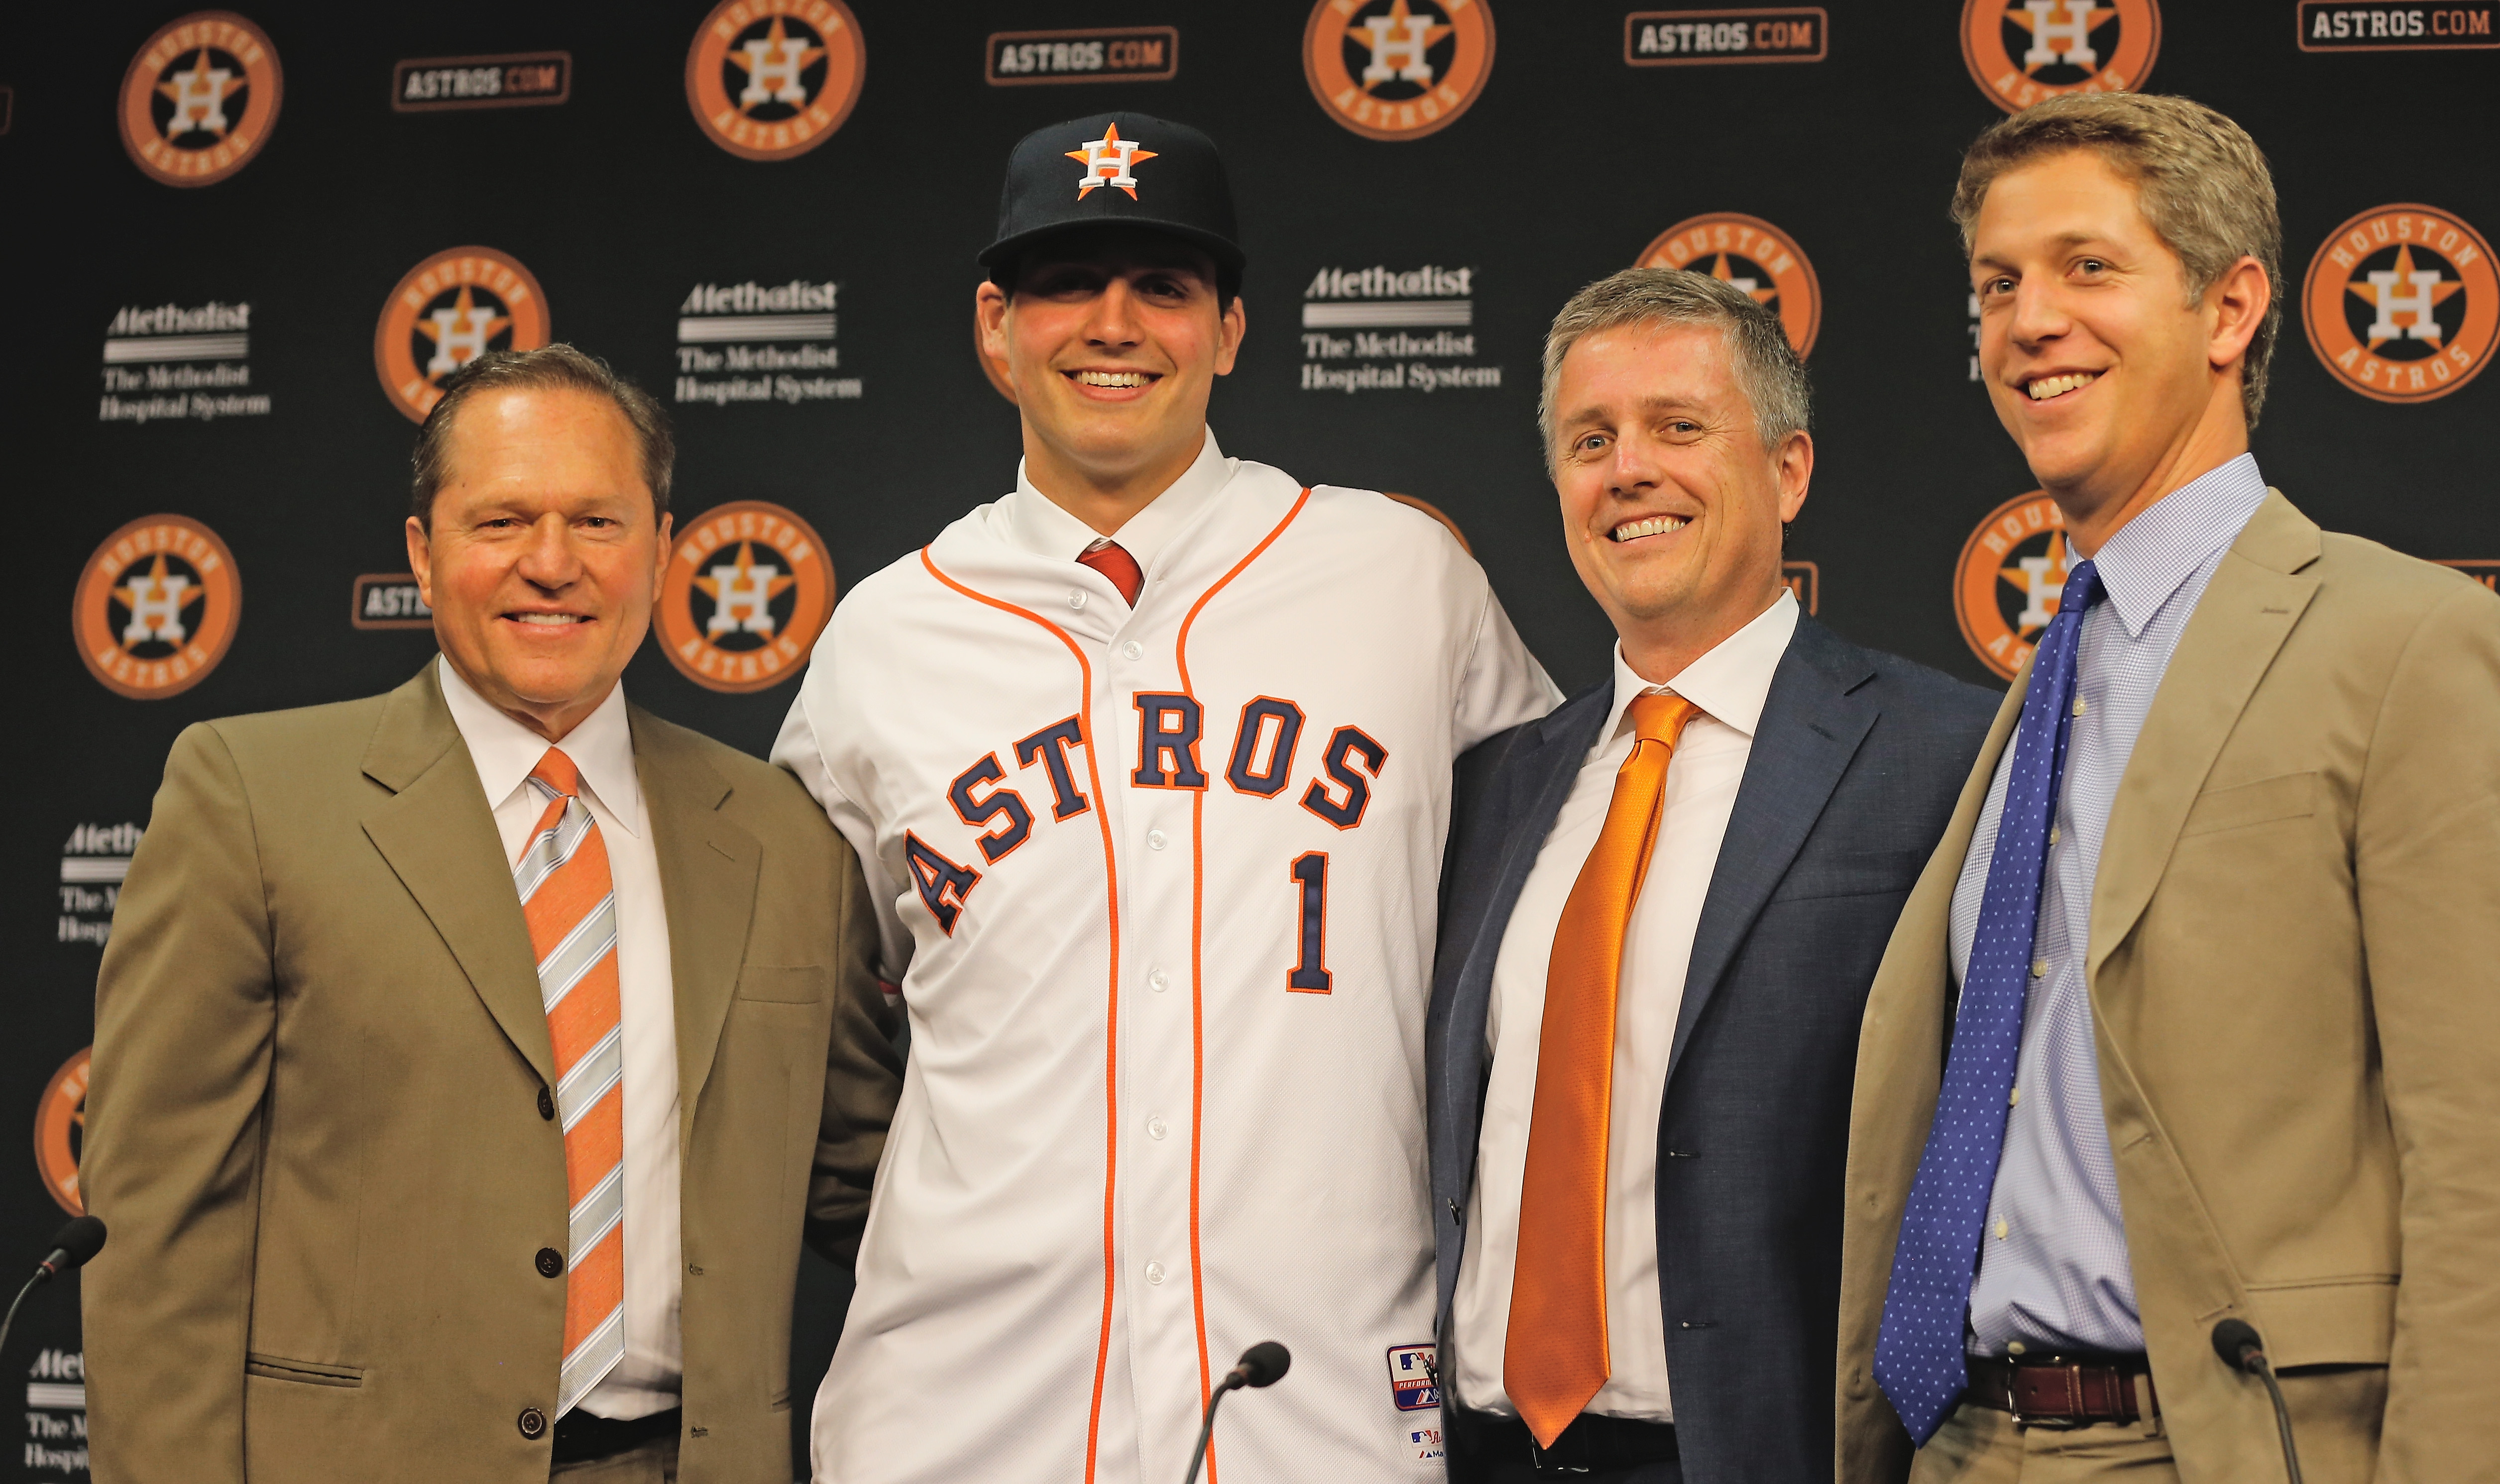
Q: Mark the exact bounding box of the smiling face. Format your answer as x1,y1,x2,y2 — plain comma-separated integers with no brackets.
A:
1970,148,2262,546
405,387,670,741
975,226,1245,522
1549,319,1811,680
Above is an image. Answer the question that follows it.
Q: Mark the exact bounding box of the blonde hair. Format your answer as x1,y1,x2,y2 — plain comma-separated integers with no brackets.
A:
1951,93,2282,425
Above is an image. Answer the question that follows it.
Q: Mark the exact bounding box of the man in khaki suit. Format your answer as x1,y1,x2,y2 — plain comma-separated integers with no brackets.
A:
1837,95,2500,1483
82,345,901,1484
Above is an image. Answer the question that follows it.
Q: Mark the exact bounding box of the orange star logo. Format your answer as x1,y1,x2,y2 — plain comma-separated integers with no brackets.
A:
2006,0,2111,73
414,285,511,379
694,543,798,636
1705,253,1780,308
1067,122,1159,200
2349,243,2465,349
114,554,201,648
157,48,239,137
1348,0,1454,90
727,17,826,114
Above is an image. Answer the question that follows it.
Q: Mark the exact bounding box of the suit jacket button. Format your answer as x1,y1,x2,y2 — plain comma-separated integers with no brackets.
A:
536,1247,564,1278
538,1088,556,1121
518,1407,548,1439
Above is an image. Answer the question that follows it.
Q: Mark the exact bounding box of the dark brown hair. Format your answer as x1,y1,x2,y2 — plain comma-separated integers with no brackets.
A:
408,344,674,527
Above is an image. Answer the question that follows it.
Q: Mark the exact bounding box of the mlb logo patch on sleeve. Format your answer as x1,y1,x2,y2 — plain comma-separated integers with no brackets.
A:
1385,1343,1440,1411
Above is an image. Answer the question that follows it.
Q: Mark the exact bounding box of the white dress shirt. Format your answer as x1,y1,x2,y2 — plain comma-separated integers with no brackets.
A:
1454,592,1801,1422
438,656,683,1420
996,425,1236,577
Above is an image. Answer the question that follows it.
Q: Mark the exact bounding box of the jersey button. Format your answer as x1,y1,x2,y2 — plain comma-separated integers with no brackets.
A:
1122,640,1144,660
1147,1115,1167,1140
1068,590,1088,610
1148,968,1170,992
1147,829,1168,850
1144,1262,1166,1286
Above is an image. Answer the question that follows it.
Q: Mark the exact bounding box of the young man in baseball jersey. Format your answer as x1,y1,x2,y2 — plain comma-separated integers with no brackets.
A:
774,113,1557,1483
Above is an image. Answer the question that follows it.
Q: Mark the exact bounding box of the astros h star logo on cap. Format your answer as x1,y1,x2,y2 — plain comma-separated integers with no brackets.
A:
1068,122,1158,200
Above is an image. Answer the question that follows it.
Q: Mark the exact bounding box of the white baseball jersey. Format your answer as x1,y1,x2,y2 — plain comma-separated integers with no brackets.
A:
774,431,1556,1484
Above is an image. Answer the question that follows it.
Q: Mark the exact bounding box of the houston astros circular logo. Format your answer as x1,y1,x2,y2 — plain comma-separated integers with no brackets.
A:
1955,492,2073,680
74,515,241,700
658,501,839,692
1960,0,2159,114
119,11,284,187
1638,213,1822,357
2303,204,2497,405
373,247,551,424
33,1048,91,1217
1303,0,1495,142
685,0,866,161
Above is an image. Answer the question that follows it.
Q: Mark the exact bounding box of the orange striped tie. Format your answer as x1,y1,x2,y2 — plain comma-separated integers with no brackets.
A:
1506,691,1699,1447
516,748,627,1417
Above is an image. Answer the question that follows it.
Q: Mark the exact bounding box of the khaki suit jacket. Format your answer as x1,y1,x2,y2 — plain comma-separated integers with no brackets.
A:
1837,493,2500,1484
82,666,902,1484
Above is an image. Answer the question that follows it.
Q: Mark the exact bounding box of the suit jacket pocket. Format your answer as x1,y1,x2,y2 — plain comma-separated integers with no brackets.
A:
736,964,828,1003
246,1353,365,1387
2179,771,2317,838
1767,848,1926,903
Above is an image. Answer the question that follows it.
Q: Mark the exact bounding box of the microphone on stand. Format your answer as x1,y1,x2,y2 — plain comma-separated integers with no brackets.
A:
1181,1341,1290,1484
2212,1318,2304,1484
0,1217,108,1356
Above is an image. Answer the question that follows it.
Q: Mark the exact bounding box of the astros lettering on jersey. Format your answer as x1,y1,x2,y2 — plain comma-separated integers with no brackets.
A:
776,431,1556,1482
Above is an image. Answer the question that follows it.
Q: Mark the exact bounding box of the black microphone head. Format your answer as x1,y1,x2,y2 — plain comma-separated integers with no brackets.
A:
49,1216,107,1269
2210,1318,2263,1371
1237,1341,1290,1388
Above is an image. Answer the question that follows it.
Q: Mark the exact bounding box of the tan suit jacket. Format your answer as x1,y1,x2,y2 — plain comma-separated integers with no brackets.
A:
1838,493,2500,1484
82,666,902,1484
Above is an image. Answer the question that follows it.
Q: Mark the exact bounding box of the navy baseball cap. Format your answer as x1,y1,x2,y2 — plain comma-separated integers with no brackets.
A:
980,112,1245,289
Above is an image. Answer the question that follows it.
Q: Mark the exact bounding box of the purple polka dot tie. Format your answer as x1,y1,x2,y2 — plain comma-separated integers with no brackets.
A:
1874,559,2102,1445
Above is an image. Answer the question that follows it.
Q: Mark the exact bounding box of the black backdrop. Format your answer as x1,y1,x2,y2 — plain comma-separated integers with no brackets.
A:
2,2,2494,1478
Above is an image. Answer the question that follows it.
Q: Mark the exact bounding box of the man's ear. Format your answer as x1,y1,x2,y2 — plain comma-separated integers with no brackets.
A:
976,280,1011,363
405,515,434,609
650,510,673,591
1774,430,1814,525
2206,253,2270,374
1213,294,1246,377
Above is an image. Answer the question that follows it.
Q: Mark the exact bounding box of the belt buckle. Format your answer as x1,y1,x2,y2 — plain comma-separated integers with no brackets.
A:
1527,1429,1595,1475
2007,1356,2084,1432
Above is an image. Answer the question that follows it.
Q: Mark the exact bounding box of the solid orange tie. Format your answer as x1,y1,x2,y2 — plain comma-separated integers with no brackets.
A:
1077,537,1143,606
516,748,628,1417
1506,690,1700,1447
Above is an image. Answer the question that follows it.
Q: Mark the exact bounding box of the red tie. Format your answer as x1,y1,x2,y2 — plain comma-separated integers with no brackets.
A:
1078,538,1142,606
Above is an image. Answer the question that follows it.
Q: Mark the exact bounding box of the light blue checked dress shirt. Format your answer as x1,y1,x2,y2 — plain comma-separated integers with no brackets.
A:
1949,453,2271,1358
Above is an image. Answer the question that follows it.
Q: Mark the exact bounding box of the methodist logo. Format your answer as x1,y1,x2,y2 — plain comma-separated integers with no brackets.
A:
2302,204,2496,404
34,1048,91,1217
1303,0,1495,141
1959,0,2159,113
685,0,866,161
1955,492,2071,680
74,514,241,699
656,501,838,692
373,247,551,424
1637,213,1821,357
119,10,284,186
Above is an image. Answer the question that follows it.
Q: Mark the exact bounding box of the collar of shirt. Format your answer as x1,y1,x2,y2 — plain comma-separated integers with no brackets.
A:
1597,588,1800,753
436,654,643,839
1000,425,1238,575
2083,452,2270,640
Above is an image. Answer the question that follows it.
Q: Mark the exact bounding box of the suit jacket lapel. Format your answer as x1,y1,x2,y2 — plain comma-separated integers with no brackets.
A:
1668,618,1881,1081
630,707,758,1141
2089,491,2321,977
360,665,557,1088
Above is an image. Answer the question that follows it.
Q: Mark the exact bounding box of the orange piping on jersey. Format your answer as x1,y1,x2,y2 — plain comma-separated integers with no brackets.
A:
1170,487,1312,1480
920,547,1124,1484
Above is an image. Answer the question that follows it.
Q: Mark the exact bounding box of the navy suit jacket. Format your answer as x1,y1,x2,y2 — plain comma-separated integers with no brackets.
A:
1427,615,1995,1483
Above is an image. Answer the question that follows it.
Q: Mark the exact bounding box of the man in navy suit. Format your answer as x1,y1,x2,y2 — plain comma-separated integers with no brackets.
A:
1428,269,1996,1483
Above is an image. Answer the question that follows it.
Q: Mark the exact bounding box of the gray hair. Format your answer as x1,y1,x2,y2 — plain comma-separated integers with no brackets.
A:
1952,92,2281,425
409,343,674,527
1538,267,1813,463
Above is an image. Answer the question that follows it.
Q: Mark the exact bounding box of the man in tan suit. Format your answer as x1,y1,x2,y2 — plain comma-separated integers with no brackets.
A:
82,345,901,1484
1837,95,2500,1483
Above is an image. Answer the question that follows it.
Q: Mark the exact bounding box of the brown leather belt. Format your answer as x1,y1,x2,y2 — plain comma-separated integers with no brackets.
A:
1965,1356,2156,1428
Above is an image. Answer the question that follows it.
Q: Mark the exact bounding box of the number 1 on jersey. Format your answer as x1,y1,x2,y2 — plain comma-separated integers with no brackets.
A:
1288,851,1333,994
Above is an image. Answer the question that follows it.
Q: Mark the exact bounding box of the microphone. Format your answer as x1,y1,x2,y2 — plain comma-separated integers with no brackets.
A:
1,1217,108,1356
1181,1341,1291,1484
2212,1318,2304,1484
